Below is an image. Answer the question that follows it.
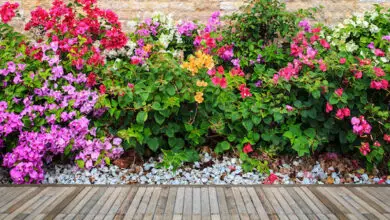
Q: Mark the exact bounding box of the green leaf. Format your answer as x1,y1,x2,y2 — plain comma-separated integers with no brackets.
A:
312,90,321,99
76,160,85,169
147,137,159,152
274,112,283,122
242,119,253,131
215,141,231,154
154,113,165,125
304,128,316,139
136,111,148,124
166,84,176,96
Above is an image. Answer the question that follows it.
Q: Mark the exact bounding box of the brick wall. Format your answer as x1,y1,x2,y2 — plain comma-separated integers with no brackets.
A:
2,0,390,31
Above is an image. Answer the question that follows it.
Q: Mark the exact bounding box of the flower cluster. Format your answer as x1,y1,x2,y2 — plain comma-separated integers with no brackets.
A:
181,50,214,75
351,116,372,136
0,2,18,23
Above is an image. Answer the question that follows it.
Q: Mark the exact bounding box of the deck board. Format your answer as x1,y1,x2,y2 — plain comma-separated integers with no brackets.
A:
0,185,388,219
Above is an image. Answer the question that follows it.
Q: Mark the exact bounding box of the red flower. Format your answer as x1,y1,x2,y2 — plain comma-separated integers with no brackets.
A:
217,66,224,74
311,27,321,33
211,76,227,89
264,173,278,184
384,134,390,143
99,84,106,94
238,84,252,98
0,2,19,23
325,102,333,113
339,58,346,64
320,39,330,49
86,73,97,87
370,79,388,90
359,142,371,156
335,88,343,97
243,143,253,154
335,107,350,120
374,141,381,147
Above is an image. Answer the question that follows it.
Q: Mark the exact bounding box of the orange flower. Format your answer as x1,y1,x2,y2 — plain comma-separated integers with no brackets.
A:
194,92,204,103
196,80,208,87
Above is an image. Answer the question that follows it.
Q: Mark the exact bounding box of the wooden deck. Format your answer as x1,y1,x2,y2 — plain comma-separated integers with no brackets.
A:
0,186,389,220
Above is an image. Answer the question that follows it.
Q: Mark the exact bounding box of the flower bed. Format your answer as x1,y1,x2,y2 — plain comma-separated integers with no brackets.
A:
0,0,389,184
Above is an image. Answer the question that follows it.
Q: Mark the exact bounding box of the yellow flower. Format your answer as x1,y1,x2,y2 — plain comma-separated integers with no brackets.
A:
143,44,153,53
196,80,208,87
194,92,204,103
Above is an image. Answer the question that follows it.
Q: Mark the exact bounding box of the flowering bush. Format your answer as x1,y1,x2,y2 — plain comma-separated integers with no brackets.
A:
1,0,389,183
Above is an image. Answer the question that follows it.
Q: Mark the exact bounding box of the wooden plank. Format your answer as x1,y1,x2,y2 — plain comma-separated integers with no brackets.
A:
63,187,98,219
348,188,388,214
224,187,240,220
293,187,328,220
263,187,288,220
192,187,201,220
143,187,162,220
309,187,348,220
103,187,131,220
44,187,84,220
114,186,138,220
76,187,107,219
153,186,169,220
84,187,116,220
255,187,278,220
216,187,230,220
123,187,146,219
3,187,51,220
270,187,294,215
173,187,185,220
335,187,368,214
323,187,366,220
0,187,42,214
201,187,211,220
182,187,192,220
25,187,71,219
246,187,269,220
133,187,154,220
365,188,390,205
209,187,220,220
286,187,313,215
239,187,257,220
278,188,308,220
341,188,387,220
0,188,25,209
163,187,177,220
94,187,122,220
232,187,249,220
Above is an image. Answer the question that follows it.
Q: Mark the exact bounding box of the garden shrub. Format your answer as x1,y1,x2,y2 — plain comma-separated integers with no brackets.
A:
0,0,389,183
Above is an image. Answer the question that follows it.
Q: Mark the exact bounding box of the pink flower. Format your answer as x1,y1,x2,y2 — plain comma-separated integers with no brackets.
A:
370,79,388,90
243,143,253,154
0,2,19,23
373,67,385,77
359,142,370,156
351,116,371,136
335,88,343,97
351,117,360,125
374,49,385,57
339,58,346,64
336,108,350,120
354,71,362,79
384,134,390,143
286,105,294,112
325,102,333,113
374,141,381,147
318,59,327,72
207,69,216,76
238,84,252,98
320,39,330,49
99,84,106,94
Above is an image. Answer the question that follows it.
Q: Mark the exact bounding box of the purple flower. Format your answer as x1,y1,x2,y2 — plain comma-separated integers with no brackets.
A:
382,35,390,41
255,80,263,87
368,42,375,49
113,138,122,146
7,61,16,73
231,59,240,68
177,21,197,36
50,41,58,52
298,20,311,32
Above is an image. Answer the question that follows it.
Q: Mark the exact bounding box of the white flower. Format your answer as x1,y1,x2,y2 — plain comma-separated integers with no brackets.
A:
369,24,380,33
370,11,379,21
346,41,358,52
380,57,389,63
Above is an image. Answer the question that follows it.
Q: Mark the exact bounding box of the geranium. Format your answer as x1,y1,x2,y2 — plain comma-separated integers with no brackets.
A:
339,58,346,64
217,45,234,61
0,2,19,23
211,76,227,88
384,134,390,143
243,143,253,154
370,79,388,90
373,67,385,77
